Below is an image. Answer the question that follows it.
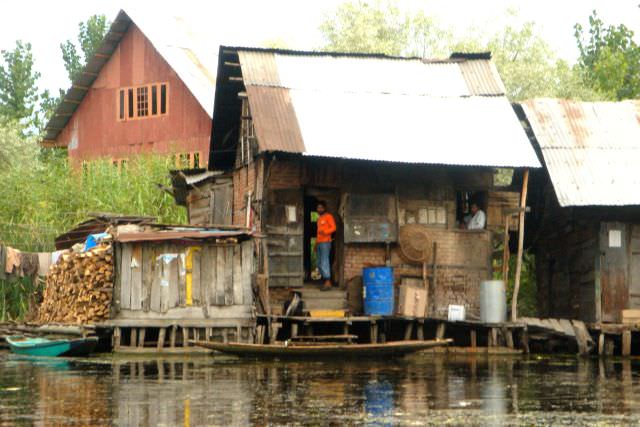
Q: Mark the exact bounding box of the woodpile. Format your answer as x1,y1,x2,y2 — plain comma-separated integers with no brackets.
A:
37,244,113,324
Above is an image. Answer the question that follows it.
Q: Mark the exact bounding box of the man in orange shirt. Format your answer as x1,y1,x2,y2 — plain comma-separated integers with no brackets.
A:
316,201,336,291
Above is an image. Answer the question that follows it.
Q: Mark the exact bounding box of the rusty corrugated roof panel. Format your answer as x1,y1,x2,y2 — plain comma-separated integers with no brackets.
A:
245,86,304,153
226,47,538,168
522,98,640,206
458,59,506,96
238,51,280,86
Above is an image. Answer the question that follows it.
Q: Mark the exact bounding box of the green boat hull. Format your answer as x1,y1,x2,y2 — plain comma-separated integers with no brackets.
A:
6,336,98,357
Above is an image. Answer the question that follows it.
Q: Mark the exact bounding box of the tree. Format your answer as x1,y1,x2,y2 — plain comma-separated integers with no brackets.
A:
0,41,41,125
319,0,410,56
60,14,109,82
0,119,38,168
574,10,640,100
319,3,604,101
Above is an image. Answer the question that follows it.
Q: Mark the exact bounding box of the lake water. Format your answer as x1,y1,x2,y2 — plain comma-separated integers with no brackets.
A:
1,351,640,426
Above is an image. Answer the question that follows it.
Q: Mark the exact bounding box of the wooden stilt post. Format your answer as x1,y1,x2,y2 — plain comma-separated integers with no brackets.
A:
404,322,414,341
622,330,632,356
511,169,529,321
470,329,477,348
138,328,146,348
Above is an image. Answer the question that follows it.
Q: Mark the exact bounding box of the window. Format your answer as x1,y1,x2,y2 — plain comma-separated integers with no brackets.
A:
173,151,202,169
112,158,128,172
151,85,158,115
160,83,167,114
118,90,125,120
117,83,168,121
456,190,487,229
136,86,149,117
127,89,134,118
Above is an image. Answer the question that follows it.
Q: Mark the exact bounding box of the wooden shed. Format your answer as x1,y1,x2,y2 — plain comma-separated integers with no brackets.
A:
521,99,640,324
109,225,255,351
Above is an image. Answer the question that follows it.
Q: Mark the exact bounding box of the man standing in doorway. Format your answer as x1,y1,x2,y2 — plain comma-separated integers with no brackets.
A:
316,201,336,291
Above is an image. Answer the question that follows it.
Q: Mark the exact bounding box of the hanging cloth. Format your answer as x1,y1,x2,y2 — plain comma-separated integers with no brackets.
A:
5,247,21,275
19,252,39,278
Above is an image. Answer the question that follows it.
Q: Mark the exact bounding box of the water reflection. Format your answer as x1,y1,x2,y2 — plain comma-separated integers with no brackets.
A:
2,353,640,425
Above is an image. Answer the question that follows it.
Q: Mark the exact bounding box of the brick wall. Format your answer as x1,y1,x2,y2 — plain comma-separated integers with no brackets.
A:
232,161,258,226
344,228,491,318
268,159,302,189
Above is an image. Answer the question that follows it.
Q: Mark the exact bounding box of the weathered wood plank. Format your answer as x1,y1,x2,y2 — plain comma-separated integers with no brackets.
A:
178,251,186,306
233,245,243,305
241,240,253,305
113,244,122,317
168,252,179,310
141,245,154,312
224,246,234,306
215,247,225,305
192,248,201,305
120,244,133,310
150,251,162,313
130,244,143,310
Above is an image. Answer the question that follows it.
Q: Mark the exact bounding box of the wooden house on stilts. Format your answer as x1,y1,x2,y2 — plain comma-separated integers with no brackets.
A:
180,46,541,335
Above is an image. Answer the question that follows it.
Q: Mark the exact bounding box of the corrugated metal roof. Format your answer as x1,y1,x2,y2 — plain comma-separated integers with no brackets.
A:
42,9,217,145
522,98,640,206
231,48,539,168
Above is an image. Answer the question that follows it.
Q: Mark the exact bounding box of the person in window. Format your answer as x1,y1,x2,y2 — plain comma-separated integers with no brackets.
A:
464,202,486,230
315,201,337,291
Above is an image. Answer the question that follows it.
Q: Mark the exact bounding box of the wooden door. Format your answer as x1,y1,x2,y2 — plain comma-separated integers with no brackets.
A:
265,189,304,287
629,225,640,309
211,179,233,225
599,222,629,323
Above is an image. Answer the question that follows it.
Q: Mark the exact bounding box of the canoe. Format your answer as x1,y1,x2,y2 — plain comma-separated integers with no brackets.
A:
6,335,98,357
192,339,452,358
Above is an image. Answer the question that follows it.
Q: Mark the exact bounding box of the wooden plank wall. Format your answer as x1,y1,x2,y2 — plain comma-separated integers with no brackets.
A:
115,240,254,316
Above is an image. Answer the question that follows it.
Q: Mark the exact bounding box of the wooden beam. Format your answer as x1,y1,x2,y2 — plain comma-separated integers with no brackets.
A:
72,85,90,91
229,76,244,82
94,53,110,58
511,169,529,321
502,215,510,281
224,62,241,67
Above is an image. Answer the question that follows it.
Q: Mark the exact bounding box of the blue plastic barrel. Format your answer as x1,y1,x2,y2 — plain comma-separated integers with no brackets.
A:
363,267,394,315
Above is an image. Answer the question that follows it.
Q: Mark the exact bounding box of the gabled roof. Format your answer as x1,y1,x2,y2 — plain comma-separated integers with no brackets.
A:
43,9,217,146
211,46,541,169
521,98,640,207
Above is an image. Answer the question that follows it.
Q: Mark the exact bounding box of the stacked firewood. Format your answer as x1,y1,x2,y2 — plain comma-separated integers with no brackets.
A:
37,244,113,324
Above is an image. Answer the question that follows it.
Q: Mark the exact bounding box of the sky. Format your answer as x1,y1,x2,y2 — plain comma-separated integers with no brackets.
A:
1,0,639,95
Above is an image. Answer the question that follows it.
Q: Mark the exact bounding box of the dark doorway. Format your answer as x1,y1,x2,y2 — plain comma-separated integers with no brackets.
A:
303,188,341,284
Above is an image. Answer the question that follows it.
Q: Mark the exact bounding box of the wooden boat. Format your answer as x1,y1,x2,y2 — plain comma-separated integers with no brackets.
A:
6,335,98,357
192,339,452,358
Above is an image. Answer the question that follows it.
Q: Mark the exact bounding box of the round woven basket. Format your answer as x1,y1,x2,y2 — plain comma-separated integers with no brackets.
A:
398,224,433,264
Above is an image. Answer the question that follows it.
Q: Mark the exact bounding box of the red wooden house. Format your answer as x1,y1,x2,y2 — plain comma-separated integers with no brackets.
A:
42,10,215,168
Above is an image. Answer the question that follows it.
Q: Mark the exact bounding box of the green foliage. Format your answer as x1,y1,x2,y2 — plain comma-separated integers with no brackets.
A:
60,14,110,82
494,249,537,317
0,147,186,320
0,41,41,127
0,155,186,253
0,119,38,168
319,3,609,101
320,0,410,56
575,10,640,100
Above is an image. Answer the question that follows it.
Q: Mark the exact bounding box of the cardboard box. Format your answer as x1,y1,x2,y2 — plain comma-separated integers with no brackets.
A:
397,279,428,317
